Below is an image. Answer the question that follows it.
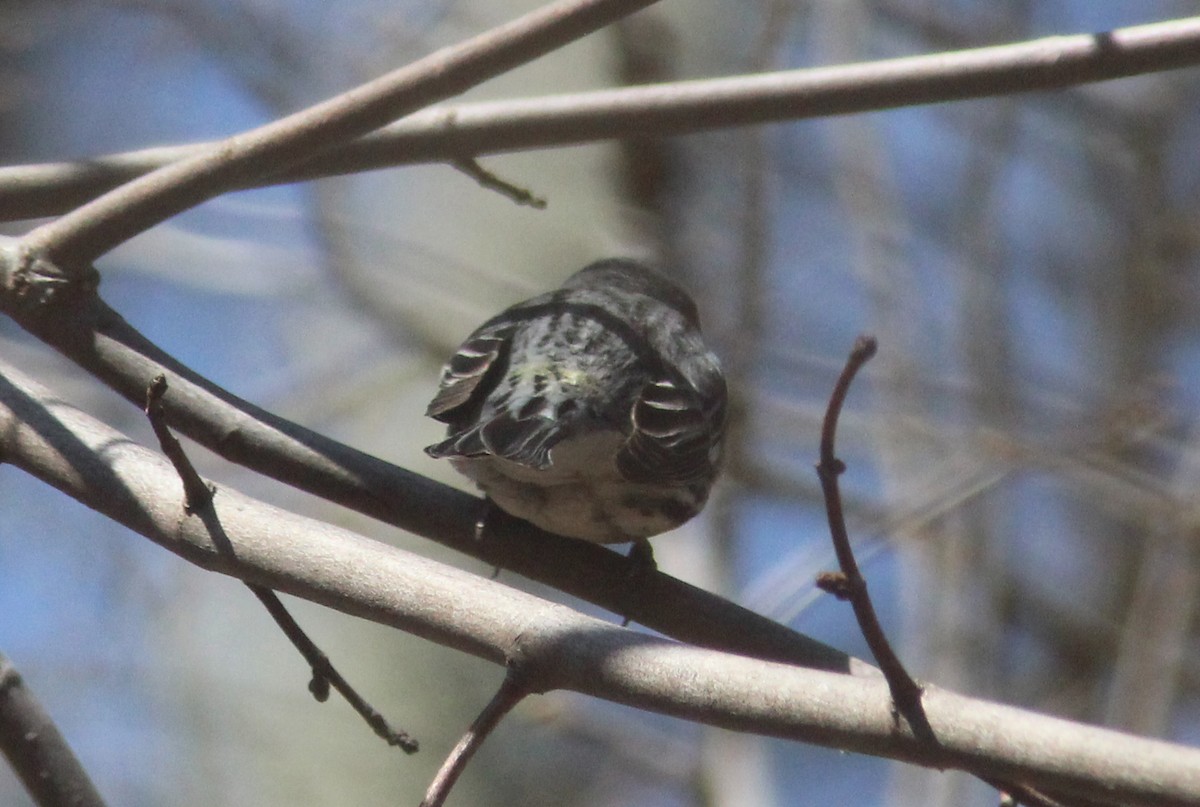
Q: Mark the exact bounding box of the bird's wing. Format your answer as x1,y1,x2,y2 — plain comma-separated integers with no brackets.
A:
616,376,726,484
425,323,515,422
425,320,564,469
425,410,562,470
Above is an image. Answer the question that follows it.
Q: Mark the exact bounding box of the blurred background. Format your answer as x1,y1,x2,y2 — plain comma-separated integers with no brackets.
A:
2,1,1199,805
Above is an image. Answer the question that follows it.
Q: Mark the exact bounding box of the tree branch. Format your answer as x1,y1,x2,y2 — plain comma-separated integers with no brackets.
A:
815,339,1059,807
245,583,419,752
144,375,418,752
17,0,660,268
815,336,924,711
0,653,108,807
0,249,851,675
421,673,529,807
3,15,1200,221
0,359,1198,805
144,373,215,512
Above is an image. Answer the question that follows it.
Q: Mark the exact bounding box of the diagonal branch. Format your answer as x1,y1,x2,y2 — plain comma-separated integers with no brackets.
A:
421,673,530,807
18,0,660,269
0,253,852,675
144,373,215,512
245,584,419,753
0,653,109,807
1,359,1198,806
144,374,418,753
3,15,1200,221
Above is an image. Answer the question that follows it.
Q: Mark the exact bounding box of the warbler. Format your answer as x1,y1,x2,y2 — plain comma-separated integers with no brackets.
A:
425,258,727,545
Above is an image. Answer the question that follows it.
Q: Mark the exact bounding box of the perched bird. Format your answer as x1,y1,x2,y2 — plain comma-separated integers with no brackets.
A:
425,258,727,545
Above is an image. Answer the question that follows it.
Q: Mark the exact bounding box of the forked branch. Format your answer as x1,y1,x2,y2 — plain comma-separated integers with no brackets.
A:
144,375,418,753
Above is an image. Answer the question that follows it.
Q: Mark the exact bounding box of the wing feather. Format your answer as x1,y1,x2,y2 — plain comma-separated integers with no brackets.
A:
617,376,726,484
425,320,570,469
425,326,514,421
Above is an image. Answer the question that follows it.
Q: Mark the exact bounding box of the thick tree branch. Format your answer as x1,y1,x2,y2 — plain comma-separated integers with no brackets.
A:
3,15,1200,221
0,250,851,675
0,653,108,807
1,360,1198,806
17,0,660,268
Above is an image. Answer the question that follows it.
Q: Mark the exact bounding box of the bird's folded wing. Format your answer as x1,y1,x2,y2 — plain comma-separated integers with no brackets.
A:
617,378,720,483
425,325,515,421
425,409,558,470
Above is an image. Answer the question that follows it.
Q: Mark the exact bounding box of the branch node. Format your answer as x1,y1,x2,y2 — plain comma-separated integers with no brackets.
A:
5,243,98,306
814,570,855,600
308,666,332,703
816,457,846,478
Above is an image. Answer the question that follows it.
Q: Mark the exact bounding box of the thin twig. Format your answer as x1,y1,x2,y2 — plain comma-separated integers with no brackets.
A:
452,158,547,208
4,16,1200,221
247,584,419,753
145,374,214,512
19,0,658,269
815,336,925,716
143,375,417,754
813,341,1076,806
0,653,109,807
421,673,529,807
815,341,1069,807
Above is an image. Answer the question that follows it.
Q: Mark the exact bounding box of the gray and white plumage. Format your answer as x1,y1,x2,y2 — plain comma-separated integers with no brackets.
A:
425,258,727,544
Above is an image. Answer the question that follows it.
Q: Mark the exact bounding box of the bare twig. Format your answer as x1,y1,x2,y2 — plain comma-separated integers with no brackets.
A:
815,336,924,714
451,158,548,208
811,334,1078,807
143,374,417,754
421,673,529,807
144,373,214,512
4,16,1200,221
0,653,109,807
814,339,1081,807
3,361,1200,804
247,584,419,753
18,0,659,269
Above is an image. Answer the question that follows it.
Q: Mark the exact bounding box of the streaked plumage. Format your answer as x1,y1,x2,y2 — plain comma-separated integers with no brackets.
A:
425,258,726,544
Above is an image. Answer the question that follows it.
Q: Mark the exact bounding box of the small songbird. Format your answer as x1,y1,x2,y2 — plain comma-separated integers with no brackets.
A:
425,258,727,545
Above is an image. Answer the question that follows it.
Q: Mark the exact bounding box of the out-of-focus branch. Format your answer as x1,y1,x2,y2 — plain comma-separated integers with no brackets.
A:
3,15,1200,221
0,653,108,807
16,0,661,268
1,359,1199,806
